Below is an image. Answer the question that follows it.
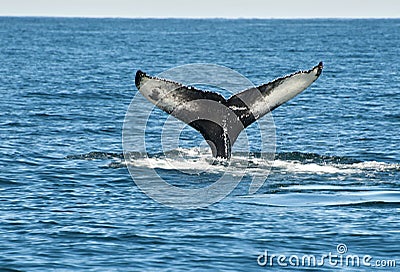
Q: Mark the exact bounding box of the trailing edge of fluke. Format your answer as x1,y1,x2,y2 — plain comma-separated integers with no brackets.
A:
135,62,323,159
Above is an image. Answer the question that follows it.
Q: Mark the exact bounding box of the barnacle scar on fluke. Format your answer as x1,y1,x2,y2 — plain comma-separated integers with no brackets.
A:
135,62,323,159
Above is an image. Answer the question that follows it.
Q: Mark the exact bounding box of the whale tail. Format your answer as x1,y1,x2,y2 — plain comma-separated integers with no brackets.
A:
135,62,323,159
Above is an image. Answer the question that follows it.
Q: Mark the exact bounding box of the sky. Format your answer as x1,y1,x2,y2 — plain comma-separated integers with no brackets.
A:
0,0,399,18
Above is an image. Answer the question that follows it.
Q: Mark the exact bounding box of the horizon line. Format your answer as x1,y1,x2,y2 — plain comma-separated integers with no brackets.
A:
0,15,399,20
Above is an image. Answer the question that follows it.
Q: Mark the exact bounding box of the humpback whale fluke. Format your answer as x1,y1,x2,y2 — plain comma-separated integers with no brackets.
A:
135,62,323,159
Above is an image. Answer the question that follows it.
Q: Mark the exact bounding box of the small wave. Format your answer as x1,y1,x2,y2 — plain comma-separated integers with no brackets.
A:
281,185,370,192
241,190,400,207
66,151,124,160
275,151,361,164
0,178,21,186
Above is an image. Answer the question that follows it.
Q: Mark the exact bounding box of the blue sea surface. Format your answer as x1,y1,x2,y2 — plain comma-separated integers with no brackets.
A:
1,17,400,271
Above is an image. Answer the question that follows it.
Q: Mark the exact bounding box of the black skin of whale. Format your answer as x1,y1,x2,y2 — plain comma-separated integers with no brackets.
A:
135,62,323,159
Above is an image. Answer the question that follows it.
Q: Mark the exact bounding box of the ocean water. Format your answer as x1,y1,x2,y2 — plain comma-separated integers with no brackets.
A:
1,17,400,271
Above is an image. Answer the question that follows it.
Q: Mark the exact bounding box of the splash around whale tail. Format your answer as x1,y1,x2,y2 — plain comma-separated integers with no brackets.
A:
135,62,323,159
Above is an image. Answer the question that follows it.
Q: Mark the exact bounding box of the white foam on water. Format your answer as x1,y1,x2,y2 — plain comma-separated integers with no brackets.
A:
271,159,399,175
129,156,221,174
126,147,226,175
346,161,400,171
273,160,360,174
123,148,400,176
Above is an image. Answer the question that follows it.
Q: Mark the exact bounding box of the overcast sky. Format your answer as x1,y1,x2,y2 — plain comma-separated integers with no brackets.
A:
0,0,399,18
